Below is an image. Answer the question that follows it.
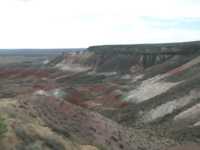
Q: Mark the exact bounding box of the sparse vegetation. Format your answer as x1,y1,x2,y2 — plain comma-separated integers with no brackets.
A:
0,116,7,137
1,42,200,149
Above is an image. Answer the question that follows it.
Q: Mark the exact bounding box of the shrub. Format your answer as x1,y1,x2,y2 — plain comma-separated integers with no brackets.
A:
0,116,7,137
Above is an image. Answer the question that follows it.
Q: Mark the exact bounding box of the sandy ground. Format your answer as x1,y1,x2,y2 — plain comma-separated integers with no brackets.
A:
174,103,200,124
125,75,179,103
56,63,91,72
126,56,200,104
141,89,200,122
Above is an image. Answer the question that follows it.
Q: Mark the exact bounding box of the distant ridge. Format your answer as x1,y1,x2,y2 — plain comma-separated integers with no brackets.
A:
0,48,86,56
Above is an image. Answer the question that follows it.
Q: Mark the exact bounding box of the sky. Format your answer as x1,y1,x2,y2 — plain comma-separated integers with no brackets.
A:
0,0,200,48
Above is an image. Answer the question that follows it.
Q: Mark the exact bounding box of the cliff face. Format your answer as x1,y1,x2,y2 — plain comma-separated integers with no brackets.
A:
51,41,200,74
87,41,200,73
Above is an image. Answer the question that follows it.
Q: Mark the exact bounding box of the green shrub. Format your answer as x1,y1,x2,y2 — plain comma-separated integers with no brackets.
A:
0,117,7,137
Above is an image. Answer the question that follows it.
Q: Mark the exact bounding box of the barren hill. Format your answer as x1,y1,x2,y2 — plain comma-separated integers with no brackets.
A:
0,41,200,150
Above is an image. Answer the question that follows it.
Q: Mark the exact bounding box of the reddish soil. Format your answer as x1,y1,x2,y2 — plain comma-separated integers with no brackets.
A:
33,83,59,91
167,66,184,76
67,90,87,106
79,84,109,93
0,68,50,78
30,95,136,150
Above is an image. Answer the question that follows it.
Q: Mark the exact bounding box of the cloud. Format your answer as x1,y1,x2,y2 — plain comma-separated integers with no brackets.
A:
0,0,199,48
141,17,200,30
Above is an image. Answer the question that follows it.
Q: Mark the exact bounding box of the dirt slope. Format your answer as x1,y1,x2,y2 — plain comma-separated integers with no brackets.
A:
1,41,200,149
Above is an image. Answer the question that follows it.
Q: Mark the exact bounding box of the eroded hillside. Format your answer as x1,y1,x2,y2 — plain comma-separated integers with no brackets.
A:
1,41,200,150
